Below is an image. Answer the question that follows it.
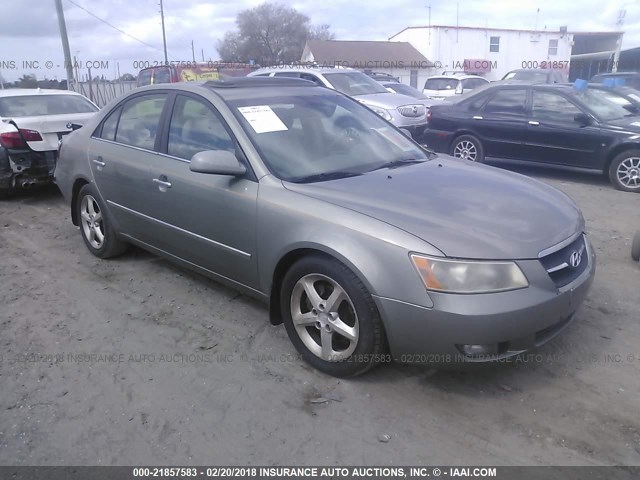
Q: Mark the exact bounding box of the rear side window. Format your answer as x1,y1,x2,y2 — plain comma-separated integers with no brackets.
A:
115,94,167,150
167,95,234,160
99,106,121,141
424,78,458,91
483,89,526,114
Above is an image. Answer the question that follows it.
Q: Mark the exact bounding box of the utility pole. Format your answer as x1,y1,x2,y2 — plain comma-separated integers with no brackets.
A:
160,0,168,65
191,40,196,62
201,49,205,62
613,9,626,73
54,0,74,89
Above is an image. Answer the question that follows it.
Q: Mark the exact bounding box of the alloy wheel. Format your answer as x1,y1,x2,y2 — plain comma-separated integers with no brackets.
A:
454,140,478,161
80,194,105,249
289,273,359,361
617,157,640,188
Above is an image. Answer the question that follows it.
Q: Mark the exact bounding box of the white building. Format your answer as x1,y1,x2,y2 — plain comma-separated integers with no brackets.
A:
389,25,621,82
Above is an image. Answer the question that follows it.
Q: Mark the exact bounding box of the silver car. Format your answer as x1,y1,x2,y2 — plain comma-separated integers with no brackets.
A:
248,66,428,139
55,78,595,377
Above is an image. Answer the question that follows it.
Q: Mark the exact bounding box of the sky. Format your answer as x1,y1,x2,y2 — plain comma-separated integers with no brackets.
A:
0,0,639,82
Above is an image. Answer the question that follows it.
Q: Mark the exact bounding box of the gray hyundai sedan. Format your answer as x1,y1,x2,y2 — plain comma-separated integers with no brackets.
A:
55,77,595,377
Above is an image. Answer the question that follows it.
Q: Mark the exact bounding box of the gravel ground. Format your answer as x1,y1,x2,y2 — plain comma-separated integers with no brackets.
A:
0,165,638,466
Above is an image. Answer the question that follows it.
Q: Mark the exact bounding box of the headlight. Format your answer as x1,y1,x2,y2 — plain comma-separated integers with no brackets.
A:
410,254,529,294
369,106,393,121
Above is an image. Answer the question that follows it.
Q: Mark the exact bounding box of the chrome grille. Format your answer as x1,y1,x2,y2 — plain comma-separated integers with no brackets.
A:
539,234,588,288
397,104,426,118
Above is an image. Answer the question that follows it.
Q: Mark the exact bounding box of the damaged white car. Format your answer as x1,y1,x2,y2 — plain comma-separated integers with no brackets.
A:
0,88,98,198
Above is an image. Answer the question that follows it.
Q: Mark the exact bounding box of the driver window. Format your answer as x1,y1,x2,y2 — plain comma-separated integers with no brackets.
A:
167,96,235,160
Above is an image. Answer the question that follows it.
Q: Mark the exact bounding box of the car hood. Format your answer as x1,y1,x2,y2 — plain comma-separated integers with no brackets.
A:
284,157,584,260
602,117,640,134
353,92,425,109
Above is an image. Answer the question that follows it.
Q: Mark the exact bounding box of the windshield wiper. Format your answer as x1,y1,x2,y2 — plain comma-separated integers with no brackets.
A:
372,157,429,171
290,170,363,183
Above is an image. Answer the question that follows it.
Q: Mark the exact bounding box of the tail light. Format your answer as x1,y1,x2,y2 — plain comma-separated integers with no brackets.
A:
0,129,43,149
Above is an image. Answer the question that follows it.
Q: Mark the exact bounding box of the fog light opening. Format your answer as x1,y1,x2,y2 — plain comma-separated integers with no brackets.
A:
456,343,500,359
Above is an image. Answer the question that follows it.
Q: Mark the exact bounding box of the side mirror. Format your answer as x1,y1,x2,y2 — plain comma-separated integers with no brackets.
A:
189,150,246,176
574,112,592,126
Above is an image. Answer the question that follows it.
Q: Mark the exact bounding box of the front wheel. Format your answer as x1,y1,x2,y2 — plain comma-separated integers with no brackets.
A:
451,134,484,163
609,151,640,192
77,183,128,258
280,255,387,377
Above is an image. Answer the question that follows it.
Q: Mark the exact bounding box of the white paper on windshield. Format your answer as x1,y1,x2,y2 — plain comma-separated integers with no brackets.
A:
629,93,640,103
237,105,288,134
631,121,640,127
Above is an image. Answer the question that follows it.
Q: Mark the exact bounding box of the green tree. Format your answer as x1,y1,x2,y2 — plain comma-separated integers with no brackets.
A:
217,2,334,65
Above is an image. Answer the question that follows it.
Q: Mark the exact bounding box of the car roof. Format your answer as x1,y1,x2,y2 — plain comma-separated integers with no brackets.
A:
426,75,484,80
250,65,353,75
0,88,86,98
592,72,639,77
129,77,330,102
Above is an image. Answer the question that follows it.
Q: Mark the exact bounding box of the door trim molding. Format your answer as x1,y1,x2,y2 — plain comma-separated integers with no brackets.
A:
107,200,252,258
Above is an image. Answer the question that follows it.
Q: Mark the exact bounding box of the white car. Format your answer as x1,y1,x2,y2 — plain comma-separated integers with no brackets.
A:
422,74,489,100
0,88,98,198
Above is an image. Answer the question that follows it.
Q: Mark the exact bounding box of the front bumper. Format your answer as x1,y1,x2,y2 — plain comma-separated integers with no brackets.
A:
373,238,596,365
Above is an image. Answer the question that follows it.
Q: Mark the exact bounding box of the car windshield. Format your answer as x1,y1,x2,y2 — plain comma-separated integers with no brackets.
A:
0,94,98,117
323,72,389,96
384,83,428,99
573,89,636,121
503,71,549,82
229,92,430,182
424,78,458,91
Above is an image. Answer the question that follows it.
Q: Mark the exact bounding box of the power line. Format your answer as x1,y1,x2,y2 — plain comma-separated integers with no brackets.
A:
64,0,162,51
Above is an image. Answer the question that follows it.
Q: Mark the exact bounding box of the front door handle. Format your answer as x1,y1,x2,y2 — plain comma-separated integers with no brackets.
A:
153,177,172,191
92,158,106,170
472,115,483,120
528,120,540,126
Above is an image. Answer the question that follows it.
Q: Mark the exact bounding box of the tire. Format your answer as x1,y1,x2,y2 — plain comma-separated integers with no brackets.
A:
632,231,640,262
608,150,640,192
76,183,128,259
451,134,485,163
280,255,387,377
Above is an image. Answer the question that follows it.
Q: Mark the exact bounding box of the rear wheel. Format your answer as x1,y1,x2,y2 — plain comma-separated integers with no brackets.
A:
451,134,484,163
632,231,640,262
609,150,640,192
280,255,387,377
77,183,128,258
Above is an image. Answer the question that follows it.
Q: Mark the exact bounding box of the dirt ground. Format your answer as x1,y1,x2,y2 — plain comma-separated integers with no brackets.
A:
0,164,639,466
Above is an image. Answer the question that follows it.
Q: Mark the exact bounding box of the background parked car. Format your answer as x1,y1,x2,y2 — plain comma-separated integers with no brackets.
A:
590,72,640,90
586,84,640,113
55,77,594,377
422,74,489,100
249,66,429,139
0,88,98,198
502,69,568,83
379,81,432,106
363,71,399,82
423,82,640,192
137,62,255,87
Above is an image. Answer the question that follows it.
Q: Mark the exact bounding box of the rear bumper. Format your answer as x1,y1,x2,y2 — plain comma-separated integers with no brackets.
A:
373,242,596,365
422,128,453,153
0,147,57,190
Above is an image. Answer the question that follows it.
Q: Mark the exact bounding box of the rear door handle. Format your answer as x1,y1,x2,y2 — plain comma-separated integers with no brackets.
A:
528,120,540,126
472,115,483,120
153,177,172,190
